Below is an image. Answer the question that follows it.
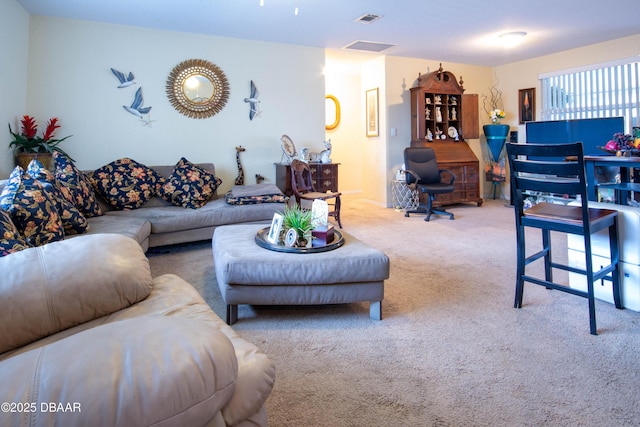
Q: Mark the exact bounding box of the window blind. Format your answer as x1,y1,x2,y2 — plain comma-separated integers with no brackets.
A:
540,59,640,132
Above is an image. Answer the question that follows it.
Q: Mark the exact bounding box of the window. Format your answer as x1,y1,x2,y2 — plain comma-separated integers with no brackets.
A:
540,57,640,132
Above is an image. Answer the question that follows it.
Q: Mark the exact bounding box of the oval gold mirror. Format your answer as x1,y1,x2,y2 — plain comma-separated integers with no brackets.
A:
166,59,230,119
325,95,340,130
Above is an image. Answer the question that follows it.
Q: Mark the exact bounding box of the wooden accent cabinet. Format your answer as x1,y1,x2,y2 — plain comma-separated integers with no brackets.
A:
409,65,482,207
421,142,481,206
275,162,339,196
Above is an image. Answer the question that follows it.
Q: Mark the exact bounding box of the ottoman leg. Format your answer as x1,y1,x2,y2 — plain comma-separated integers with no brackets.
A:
370,300,382,320
226,304,238,325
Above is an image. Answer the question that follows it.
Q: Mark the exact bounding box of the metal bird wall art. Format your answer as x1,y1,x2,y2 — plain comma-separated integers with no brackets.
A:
111,67,155,127
110,68,136,88
123,87,154,126
244,80,262,120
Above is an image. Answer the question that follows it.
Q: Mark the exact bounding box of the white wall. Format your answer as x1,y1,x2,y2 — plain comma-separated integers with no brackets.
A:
382,37,640,203
0,0,29,177
494,34,640,199
359,56,388,205
324,53,496,205
5,5,639,205
496,34,640,138
324,50,369,196
18,16,325,194
383,57,494,201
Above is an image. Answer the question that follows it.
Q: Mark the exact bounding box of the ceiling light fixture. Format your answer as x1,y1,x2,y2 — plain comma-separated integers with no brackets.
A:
499,31,527,47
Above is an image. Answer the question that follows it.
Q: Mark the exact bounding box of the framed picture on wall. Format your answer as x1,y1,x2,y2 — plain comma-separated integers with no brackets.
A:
366,88,379,137
518,88,535,124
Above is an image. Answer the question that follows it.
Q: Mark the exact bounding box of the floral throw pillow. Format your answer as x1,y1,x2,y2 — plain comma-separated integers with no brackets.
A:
53,151,103,218
26,159,89,235
0,209,30,257
0,166,64,247
90,158,163,210
158,157,222,209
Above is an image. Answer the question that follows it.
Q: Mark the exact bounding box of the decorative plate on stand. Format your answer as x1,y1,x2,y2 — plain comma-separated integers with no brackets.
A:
447,126,458,139
281,135,297,163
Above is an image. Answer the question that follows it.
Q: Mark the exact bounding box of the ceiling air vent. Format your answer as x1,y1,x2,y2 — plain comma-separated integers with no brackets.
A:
354,13,382,24
343,40,396,53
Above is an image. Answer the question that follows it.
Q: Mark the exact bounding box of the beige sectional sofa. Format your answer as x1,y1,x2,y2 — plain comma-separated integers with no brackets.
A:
88,163,285,251
0,233,276,427
0,163,286,252
0,160,283,425
92,164,286,250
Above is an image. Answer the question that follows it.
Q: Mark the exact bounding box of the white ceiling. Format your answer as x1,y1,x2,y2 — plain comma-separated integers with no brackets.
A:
16,0,640,67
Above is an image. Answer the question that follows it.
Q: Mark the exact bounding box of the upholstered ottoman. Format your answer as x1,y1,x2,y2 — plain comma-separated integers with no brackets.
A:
213,224,390,324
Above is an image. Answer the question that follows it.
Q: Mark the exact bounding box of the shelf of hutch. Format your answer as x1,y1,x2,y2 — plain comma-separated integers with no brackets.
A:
275,162,340,196
409,64,482,207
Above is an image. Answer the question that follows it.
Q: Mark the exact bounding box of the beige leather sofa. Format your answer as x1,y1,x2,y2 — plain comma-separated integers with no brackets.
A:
0,234,275,427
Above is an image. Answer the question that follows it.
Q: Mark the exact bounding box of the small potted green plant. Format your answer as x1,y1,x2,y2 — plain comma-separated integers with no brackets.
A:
8,115,73,169
281,203,314,247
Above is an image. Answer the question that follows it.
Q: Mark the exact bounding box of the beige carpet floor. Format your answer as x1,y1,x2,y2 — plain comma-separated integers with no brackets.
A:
147,198,640,427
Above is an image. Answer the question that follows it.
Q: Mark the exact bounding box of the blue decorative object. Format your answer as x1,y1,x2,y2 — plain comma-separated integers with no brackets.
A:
158,158,222,209
244,80,261,120
110,68,136,88
484,124,510,162
53,151,103,218
92,158,162,210
0,166,64,246
484,124,509,199
26,159,89,235
110,68,154,126
123,87,151,117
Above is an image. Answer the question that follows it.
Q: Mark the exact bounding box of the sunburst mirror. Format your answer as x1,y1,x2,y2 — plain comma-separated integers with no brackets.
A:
166,58,230,119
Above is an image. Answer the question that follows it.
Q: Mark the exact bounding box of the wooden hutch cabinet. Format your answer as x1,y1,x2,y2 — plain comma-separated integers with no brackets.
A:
275,162,339,196
409,64,482,207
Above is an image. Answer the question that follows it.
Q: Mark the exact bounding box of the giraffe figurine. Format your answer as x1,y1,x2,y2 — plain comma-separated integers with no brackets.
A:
234,146,246,186
255,173,265,184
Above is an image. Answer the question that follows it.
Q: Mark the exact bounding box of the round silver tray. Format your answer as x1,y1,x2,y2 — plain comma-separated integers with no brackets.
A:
255,227,344,253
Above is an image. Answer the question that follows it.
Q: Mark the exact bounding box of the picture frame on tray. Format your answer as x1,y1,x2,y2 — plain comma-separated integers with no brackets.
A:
267,213,283,244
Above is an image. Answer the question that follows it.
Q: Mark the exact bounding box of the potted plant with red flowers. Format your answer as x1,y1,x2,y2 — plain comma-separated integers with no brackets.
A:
8,115,73,169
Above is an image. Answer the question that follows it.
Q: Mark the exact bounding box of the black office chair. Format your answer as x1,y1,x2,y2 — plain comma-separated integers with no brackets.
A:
506,142,622,335
403,147,456,221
